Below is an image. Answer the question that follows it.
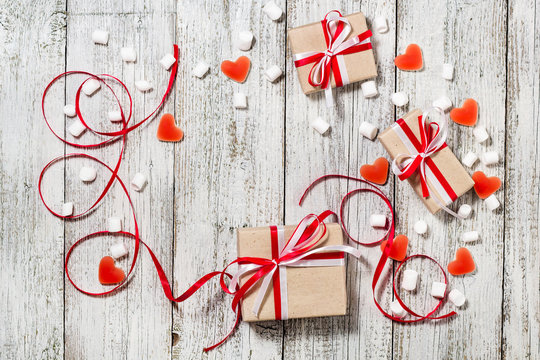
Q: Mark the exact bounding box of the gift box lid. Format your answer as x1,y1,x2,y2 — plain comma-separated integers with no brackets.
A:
379,109,474,213
237,222,347,321
288,11,377,95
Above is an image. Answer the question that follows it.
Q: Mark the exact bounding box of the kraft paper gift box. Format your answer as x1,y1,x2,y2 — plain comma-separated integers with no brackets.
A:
288,11,377,95
379,109,474,214
237,223,347,321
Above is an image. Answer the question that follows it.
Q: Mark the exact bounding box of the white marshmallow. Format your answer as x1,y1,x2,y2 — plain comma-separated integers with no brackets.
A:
413,220,428,235
361,80,378,98
135,80,152,92
62,202,74,217
263,1,283,21
79,166,97,182
68,120,87,138
120,47,137,62
391,92,408,106
432,96,453,112
233,92,247,109
110,242,128,259
482,151,499,166
359,122,378,140
92,30,109,45
236,31,254,51
462,231,479,243
310,117,330,135
448,289,466,307
193,61,210,78
82,79,101,96
372,16,388,34
265,65,282,82
402,269,418,291
390,300,407,318
462,152,478,168
457,204,472,219
431,281,447,299
108,217,122,233
442,63,454,80
370,214,386,228
473,126,489,143
131,173,147,192
108,110,123,122
63,104,76,117
160,53,176,70
485,194,500,211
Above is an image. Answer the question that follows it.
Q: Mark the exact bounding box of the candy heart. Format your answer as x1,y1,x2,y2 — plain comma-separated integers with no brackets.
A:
447,247,475,276
220,56,251,83
472,171,501,199
394,44,423,71
98,256,126,285
450,98,478,126
380,234,409,261
157,113,183,142
360,157,389,185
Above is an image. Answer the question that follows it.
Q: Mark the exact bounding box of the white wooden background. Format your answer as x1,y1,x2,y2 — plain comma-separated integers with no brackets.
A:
0,0,538,359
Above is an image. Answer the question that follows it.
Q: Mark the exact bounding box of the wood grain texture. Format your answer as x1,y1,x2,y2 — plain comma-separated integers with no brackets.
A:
393,0,507,359
503,0,540,358
1,0,539,359
172,1,285,358
0,1,66,359
283,1,397,359
63,3,175,359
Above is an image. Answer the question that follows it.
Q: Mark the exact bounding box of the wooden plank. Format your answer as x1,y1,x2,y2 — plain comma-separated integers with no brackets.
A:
284,1,395,359
172,1,285,358
345,1,397,359
63,7,175,359
503,0,540,358
0,1,66,358
393,0,507,358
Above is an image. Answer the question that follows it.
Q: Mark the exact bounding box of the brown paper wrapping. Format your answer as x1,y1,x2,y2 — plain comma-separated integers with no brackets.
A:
379,109,474,213
288,12,377,95
237,223,347,322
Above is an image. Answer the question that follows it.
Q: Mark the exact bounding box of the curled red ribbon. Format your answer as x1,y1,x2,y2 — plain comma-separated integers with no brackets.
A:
39,44,455,352
299,174,457,323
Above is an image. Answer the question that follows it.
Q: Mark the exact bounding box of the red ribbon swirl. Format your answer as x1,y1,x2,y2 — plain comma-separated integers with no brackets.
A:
299,174,457,323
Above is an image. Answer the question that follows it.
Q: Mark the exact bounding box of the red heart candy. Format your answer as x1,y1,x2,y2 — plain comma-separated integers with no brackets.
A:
450,98,478,126
98,256,126,285
472,171,501,199
394,44,423,71
380,234,409,261
447,247,475,276
157,113,183,142
360,157,389,185
221,56,251,83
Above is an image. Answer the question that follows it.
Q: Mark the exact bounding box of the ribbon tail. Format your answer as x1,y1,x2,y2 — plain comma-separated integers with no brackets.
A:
324,86,334,107
251,268,276,316
203,305,242,352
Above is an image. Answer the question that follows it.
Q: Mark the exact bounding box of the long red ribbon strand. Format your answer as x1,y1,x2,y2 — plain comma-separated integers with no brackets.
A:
39,43,456,352
299,174,457,322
